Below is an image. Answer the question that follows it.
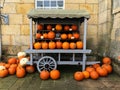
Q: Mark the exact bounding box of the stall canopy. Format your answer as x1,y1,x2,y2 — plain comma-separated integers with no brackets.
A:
27,9,90,19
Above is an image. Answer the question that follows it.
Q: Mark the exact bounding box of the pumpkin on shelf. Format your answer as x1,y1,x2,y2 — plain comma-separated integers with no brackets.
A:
64,25,70,31
61,33,67,40
47,31,55,39
55,24,62,31
41,42,48,49
43,33,48,39
36,33,41,39
69,42,76,49
71,24,78,31
50,69,60,80
49,41,56,49
90,70,99,80
47,24,52,30
40,70,50,80
34,42,41,49
76,41,83,49
62,42,69,49
37,24,43,30
67,33,73,39
74,71,84,81
56,41,62,49
102,57,111,65
73,32,80,39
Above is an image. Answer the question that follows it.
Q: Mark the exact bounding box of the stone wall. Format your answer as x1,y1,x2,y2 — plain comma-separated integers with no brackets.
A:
1,0,99,57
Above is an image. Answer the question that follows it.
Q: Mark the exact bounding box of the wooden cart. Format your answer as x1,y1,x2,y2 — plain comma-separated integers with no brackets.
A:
25,9,100,72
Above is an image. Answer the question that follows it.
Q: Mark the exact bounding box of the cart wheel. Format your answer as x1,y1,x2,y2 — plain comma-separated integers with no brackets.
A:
37,56,57,72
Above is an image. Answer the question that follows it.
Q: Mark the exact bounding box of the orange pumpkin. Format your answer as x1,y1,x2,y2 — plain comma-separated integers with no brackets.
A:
34,42,41,49
82,71,90,79
8,58,17,64
47,31,55,39
71,24,78,31
85,66,95,73
90,71,99,80
102,57,111,64
62,42,69,49
49,41,56,49
8,67,16,75
74,71,84,81
50,69,60,80
0,69,8,78
102,64,112,74
69,42,76,49
40,70,50,80
37,24,43,30
61,33,67,40
36,33,41,39
10,64,18,69
76,41,83,49
96,67,108,77
92,63,100,69
47,25,52,30
4,63,10,69
68,33,73,39
26,65,35,73
41,42,48,49
73,32,80,39
56,41,62,49
55,24,62,31
43,33,48,39
64,25,70,31
16,66,26,78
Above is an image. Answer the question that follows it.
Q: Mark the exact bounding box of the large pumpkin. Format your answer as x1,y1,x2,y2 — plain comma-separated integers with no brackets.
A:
49,41,56,49
50,69,60,80
69,42,76,49
102,57,111,65
62,42,69,49
0,68,8,78
8,67,16,75
90,71,99,80
74,71,84,81
47,31,55,39
96,67,108,77
8,58,17,64
76,41,83,49
16,66,26,78
26,65,35,73
102,64,112,74
55,24,62,31
61,33,67,40
34,42,41,49
40,70,50,80
41,42,48,49
56,41,62,49
37,24,43,30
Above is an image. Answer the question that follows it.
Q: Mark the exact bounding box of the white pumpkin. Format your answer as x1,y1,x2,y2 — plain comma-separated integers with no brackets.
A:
0,66,6,70
20,58,29,66
17,52,26,58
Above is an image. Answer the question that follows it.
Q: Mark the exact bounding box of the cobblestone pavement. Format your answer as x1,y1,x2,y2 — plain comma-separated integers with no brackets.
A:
0,66,120,90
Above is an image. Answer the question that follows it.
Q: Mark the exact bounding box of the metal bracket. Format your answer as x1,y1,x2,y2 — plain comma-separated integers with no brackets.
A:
0,14,9,25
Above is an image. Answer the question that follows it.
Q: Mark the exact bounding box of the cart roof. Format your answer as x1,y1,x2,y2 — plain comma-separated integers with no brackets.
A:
27,9,90,19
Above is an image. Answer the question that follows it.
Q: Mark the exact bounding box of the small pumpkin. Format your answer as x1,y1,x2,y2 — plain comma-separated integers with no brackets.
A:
102,64,112,74
40,70,50,80
4,63,10,69
19,58,29,67
71,24,78,31
82,71,90,79
36,33,41,39
90,71,99,80
76,41,83,49
8,67,16,75
37,24,43,30
69,42,76,49
26,65,35,73
34,42,41,49
17,52,26,60
10,64,18,69
64,25,70,31
8,58,17,64
49,41,56,49
67,33,73,39
47,25,52,30
62,42,69,49
47,31,55,39
43,33,48,39
16,66,26,78
92,63,100,69
55,24,62,31
41,42,48,49
102,57,111,65
96,67,108,77
74,71,84,81
50,69,60,80
56,41,62,49
73,32,80,39
85,66,95,73
61,33,67,40
0,68,8,78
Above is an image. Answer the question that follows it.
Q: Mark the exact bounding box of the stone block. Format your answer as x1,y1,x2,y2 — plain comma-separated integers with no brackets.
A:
16,4,34,14
1,3,16,13
65,0,85,3
21,25,30,35
23,15,29,24
86,0,98,3
2,35,12,45
5,0,20,2
9,14,22,25
1,25,20,35
20,0,34,3
65,4,79,10
88,14,98,24
87,25,98,35
93,4,98,14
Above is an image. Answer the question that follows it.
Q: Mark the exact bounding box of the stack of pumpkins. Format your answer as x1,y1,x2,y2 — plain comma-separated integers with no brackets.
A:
33,24,83,49
0,52,35,78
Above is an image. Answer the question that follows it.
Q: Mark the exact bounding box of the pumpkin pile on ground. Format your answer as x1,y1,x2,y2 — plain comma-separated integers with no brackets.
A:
0,52,35,78
74,57,113,81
